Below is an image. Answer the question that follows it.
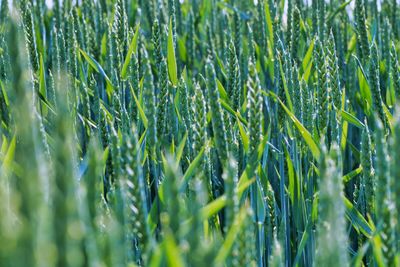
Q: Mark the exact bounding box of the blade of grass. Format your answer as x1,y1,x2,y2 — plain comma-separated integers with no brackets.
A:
121,23,140,80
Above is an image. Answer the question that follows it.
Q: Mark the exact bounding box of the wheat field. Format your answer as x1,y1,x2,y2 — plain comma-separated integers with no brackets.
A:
0,0,399,266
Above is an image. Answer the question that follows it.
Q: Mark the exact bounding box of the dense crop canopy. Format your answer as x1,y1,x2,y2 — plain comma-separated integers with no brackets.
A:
0,0,399,266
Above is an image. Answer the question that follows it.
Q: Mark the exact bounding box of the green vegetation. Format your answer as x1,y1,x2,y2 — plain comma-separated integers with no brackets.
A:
0,0,399,266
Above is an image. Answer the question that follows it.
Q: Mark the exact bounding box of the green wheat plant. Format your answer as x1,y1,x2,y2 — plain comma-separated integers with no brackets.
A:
0,0,400,266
